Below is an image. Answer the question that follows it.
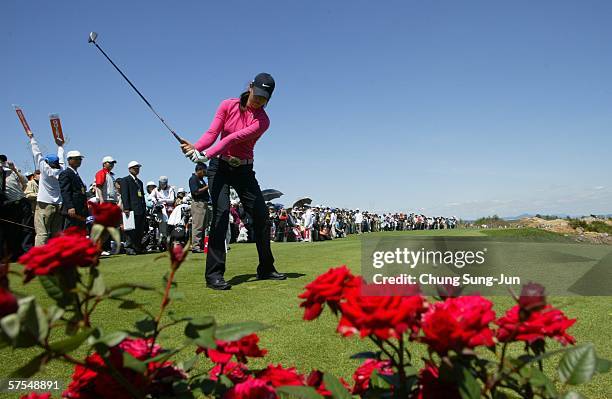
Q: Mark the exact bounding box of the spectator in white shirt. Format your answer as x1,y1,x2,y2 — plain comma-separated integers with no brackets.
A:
27,131,65,245
354,209,363,234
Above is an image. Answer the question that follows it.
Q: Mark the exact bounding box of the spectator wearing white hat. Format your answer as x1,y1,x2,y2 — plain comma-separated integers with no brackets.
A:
175,187,187,207
59,150,88,229
121,161,146,255
95,156,118,204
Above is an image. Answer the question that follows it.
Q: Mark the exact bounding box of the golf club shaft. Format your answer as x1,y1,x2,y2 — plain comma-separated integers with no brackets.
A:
91,41,184,143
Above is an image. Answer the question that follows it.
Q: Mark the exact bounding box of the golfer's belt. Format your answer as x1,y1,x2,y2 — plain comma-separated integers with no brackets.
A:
219,155,254,167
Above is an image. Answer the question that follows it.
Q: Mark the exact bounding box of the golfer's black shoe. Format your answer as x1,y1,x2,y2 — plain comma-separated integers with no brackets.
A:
257,271,287,281
206,279,232,290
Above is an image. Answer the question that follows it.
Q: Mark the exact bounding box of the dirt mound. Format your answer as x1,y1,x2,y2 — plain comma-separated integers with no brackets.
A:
519,217,611,244
519,217,575,234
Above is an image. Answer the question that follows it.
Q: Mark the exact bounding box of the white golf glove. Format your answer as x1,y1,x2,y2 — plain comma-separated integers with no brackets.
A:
185,149,208,163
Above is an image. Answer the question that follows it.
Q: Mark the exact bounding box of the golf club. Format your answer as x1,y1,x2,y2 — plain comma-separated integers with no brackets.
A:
87,31,185,143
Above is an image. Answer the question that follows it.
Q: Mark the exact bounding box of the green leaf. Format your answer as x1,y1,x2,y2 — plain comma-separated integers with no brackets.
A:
10,352,48,377
369,370,394,389
39,275,73,308
19,297,47,342
350,351,380,360
558,344,597,385
560,392,585,399
178,355,199,372
47,305,65,324
276,385,324,399
522,366,557,397
90,271,106,297
122,351,146,373
595,357,611,374
93,331,128,348
118,300,141,309
215,321,269,342
322,372,351,399
189,316,215,327
135,317,157,334
185,321,216,349
0,313,20,342
458,367,480,399
109,287,135,298
49,328,94,354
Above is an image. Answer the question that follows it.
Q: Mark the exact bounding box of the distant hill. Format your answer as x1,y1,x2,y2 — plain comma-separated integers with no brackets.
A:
502,213,612,221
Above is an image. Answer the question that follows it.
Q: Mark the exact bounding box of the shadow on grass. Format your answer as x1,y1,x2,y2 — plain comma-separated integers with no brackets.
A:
227,272,306,286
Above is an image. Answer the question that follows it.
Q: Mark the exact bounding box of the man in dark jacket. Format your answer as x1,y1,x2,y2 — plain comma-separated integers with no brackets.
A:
59,151,88,229
121,161,146,255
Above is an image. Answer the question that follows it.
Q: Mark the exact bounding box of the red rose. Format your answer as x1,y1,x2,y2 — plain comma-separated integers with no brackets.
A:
90,202,122,227
337,288,426,340
170,243,187,266
0,286,18,318
210,361,249,384
197,333,267,364
415,363,461,399
299,266,360,320
420,296,495,354
118,337,162,359
223,378,277,399
19,230,99,283
63,338,185,399
352,359,394,395
496,305,576,345
518,283,547,315
20,394,52,399
257,364,304,387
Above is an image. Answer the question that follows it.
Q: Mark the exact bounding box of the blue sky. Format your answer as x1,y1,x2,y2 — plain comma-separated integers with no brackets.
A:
2,0,611,219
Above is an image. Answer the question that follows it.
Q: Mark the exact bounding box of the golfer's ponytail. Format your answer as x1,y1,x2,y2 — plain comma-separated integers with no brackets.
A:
239,90,249,110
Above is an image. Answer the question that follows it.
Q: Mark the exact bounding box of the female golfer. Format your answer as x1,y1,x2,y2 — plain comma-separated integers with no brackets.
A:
180,73,286,290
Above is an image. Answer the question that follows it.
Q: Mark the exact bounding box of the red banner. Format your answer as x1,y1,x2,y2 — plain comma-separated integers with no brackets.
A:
13,105,32,134
49,114,65,142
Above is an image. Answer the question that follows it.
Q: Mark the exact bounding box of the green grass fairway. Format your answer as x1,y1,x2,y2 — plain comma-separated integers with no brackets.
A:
3,229,611,398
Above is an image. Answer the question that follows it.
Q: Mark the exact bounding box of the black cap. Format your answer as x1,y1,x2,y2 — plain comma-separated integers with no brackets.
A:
252,73,275,100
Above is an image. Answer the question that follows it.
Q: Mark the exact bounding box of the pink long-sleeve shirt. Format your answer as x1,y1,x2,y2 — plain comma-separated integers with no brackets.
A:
194,98,270,160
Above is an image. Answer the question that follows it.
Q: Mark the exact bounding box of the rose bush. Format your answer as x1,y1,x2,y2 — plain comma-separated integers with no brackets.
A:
0,206,609,399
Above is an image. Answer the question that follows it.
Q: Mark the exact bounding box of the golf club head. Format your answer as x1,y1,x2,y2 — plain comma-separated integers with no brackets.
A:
88,32,98,43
